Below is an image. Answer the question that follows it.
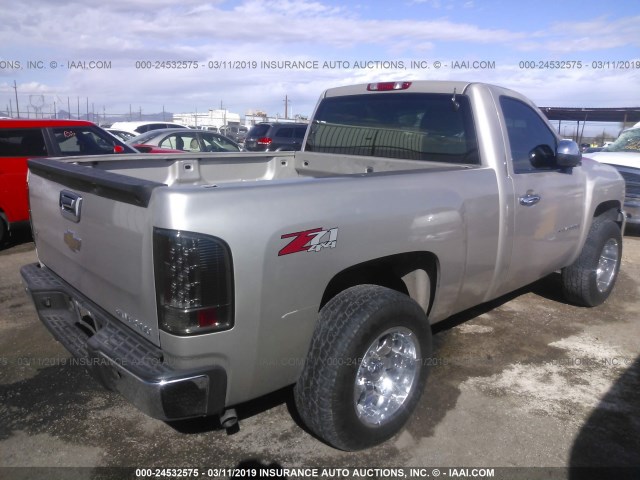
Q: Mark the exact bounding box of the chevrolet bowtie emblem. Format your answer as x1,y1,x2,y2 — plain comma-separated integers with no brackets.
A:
64,230,82,253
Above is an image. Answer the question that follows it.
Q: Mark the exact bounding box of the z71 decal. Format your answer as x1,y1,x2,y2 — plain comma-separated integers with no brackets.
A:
279,227,338,256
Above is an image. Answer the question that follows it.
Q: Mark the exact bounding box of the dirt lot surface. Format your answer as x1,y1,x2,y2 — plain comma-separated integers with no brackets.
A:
0,230,639,479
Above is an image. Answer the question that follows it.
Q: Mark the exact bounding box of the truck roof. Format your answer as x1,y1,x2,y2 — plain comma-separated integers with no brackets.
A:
322,80,474,98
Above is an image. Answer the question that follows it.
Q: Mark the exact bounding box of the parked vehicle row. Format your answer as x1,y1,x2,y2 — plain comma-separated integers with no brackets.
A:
0,117,279,245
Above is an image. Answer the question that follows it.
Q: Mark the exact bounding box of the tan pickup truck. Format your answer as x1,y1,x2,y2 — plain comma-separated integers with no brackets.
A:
22,81,626,450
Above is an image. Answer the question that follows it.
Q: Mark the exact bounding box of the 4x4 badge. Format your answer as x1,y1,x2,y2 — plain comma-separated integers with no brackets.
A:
279,227,338,256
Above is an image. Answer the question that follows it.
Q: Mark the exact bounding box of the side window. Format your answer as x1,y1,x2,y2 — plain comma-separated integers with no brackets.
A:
51,127,118,155
201,134,239,152
160,133,199,151
294,126,307,139
0,129,47,157
276,127,293,138
500,96,557,174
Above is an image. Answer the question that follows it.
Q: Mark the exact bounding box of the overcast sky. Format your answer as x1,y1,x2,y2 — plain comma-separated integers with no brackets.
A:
1,0,639,124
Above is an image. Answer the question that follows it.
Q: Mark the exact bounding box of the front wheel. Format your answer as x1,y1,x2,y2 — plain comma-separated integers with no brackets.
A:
561,219,622,307
294,284,432,450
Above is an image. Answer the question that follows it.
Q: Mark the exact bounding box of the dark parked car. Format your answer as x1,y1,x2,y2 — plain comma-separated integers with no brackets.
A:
244,123,308,152
219,125,248,144
127,128,241,153
0,119,135,245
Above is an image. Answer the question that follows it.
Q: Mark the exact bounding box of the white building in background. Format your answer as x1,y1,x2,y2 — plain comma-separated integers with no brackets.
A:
244,110,309,127
173,109,241,130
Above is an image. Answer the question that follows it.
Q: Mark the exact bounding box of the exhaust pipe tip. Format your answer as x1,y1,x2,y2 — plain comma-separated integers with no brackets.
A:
220,408,238,429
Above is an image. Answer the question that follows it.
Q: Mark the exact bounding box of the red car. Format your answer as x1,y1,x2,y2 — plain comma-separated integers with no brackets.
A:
0,119,136,245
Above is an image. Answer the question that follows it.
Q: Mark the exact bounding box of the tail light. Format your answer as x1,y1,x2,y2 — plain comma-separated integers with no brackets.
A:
367,82,412,91
153,228,233,335
257,137,272,146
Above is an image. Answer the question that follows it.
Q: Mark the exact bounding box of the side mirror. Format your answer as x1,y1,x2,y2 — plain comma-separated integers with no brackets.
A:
528,144,556,169
556,140,582,167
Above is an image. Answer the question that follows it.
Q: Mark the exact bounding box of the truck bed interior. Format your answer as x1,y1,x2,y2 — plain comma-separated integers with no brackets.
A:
53,151,478,188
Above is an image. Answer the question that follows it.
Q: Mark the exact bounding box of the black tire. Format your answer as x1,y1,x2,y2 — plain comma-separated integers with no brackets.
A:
294,284,432,451
561,219,622,307
0,218,6,247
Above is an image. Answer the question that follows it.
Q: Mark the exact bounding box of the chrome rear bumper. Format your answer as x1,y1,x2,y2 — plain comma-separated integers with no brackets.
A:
20,263,227,421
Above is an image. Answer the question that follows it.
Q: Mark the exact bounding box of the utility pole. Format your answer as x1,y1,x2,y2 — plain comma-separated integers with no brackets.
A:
283,95,291,119
13,80,20,118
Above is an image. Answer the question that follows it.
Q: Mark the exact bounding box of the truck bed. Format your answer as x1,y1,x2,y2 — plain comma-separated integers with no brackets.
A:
27,151,490,353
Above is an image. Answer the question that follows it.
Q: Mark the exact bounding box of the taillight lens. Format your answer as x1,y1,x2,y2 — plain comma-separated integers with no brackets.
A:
154,228,233,335
257,137,272,145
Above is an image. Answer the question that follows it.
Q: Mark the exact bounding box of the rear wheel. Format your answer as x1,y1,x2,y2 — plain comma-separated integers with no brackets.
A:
561,219,622,307
294,284,432,450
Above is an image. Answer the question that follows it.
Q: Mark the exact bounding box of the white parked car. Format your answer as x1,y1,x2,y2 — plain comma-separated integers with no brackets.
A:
109,121,186,135
588,125,640,226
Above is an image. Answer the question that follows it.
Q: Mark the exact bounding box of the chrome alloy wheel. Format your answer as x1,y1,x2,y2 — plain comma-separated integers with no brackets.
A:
596,238,620,293
354,327,420,426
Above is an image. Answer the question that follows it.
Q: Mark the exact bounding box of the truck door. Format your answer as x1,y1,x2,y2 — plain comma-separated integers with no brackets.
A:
500,96,585,289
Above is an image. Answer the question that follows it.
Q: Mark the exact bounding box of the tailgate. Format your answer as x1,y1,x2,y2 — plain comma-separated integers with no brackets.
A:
27,158,166,346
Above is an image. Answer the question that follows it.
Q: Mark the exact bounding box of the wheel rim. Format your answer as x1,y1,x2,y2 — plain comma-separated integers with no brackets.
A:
354,327,420,426
596,238,619,293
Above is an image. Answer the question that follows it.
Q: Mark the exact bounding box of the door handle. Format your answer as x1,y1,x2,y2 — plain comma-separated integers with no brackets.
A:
519,193,541,206
59,190,83,222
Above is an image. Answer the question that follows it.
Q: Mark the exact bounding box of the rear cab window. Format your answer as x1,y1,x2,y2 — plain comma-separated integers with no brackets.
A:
306,93,479,164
